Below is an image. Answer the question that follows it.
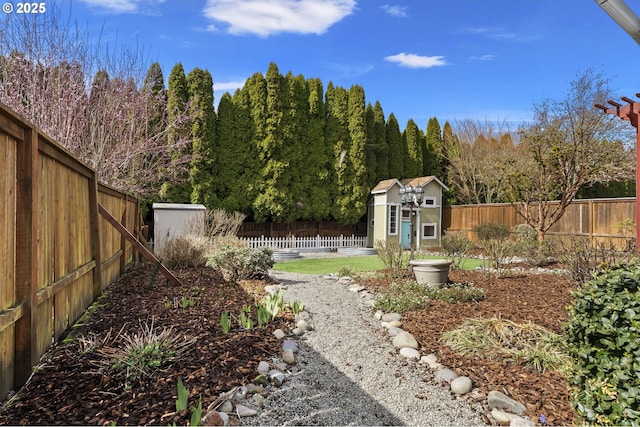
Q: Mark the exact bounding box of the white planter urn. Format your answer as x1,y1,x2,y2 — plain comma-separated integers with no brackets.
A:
409,259,452,287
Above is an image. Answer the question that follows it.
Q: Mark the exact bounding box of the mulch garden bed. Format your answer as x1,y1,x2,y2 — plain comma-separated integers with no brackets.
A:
0,265,290,426
360,268,577,426
1,262,578,426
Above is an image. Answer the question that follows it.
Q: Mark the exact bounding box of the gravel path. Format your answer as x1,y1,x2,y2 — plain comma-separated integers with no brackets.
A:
251,270,486,426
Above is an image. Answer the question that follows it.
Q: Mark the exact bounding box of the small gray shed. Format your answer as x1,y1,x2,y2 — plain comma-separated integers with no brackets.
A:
153,203,206,256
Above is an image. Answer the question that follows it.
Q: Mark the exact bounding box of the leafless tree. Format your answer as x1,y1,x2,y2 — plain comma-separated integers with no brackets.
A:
0,1,191,197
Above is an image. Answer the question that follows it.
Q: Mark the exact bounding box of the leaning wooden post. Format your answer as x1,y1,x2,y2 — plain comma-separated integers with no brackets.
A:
595,96,640,246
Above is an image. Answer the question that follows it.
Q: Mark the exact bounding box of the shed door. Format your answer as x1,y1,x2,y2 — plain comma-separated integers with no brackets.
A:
401,220,411,249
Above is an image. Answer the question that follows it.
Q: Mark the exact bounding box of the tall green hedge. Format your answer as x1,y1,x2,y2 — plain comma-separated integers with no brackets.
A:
565,263,640,425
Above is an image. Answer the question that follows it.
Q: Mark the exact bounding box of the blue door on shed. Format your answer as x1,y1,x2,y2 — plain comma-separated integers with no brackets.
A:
401,220,411,249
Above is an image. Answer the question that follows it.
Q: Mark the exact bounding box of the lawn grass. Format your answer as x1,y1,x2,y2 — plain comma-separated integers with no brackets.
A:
272,254,483,274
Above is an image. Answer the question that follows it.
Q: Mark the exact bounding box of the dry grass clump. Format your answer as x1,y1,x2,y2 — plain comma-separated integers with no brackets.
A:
161,234,211,269
442,317,572,373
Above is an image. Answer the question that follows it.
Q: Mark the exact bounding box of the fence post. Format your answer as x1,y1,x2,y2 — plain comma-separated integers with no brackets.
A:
88,174,102,296
14,126,37,388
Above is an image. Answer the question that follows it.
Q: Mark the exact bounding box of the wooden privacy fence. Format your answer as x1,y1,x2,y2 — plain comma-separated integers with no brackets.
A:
0,102,140,400
241,234,368,250
443,198,636,248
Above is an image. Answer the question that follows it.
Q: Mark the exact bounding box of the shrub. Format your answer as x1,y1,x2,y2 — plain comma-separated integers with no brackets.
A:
375,239,409,277
473,223,513,278
424,282,484,303
565,263,640,425
161,234,210,269
556,235,635,286
511,224,553,267
374,280,430,313
474,223,510,241
441,231,474,270
206,237,274,281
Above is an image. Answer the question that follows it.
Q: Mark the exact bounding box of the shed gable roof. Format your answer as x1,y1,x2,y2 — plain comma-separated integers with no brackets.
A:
371,176,449,194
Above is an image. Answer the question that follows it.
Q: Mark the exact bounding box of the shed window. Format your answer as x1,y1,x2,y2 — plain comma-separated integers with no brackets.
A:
422,197,437,207
389,205,398,235
422,223,437,239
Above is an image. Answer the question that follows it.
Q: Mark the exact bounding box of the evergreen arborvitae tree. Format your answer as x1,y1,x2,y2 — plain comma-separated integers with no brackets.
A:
304,77,332,220
336,84,369,225
253,63,296,222
214,90,257,216
325,82,351,222
403,118,423,177
160,63,191,203
386,113,403,178
186,67,217,208
442,120,458,203
372,101,388,181
364,103,378,188
424,117,446,179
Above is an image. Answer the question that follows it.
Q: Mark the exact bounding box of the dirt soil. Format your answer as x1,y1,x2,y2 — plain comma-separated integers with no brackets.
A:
0,262,577,426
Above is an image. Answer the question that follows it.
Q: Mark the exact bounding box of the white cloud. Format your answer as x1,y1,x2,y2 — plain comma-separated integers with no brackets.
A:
215,80,246,91
470,54,497,61
459,27,538,43
384,53,447,69
79,0,165,13
202,0,356,37
381,4,407,17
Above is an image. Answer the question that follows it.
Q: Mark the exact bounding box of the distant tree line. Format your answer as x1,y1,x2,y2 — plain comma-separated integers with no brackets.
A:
155,61,449,223
0,6,634,229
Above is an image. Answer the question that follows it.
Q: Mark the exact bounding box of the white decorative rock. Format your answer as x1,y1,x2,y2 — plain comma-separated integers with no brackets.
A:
510,416,536,426
282,339,298,352
235,404,257,417
257,361,270,374
273,329,286,339
292,327,303,336
218,400,234,413
374,310,384,320
382,313,402,322
450,376,473,395
295,311,310,322
420,354,441,369
487,390,527,415
268,369,286,386
282,349,295,365
296,320,309,331
348,285,365,292
490,408,520,424
435,368,458,383
392,331,419,349
387,327,403,336
399,347,421,360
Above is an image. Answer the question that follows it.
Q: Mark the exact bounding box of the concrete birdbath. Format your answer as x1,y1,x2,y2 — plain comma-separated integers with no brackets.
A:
409,259,452,287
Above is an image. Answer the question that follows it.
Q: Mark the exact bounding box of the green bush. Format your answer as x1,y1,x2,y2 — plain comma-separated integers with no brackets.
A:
374,280,430,313
473,223,510,241
441,231,474,270
424,282,484,303
511,224,553,267
565,263,640,425
375,239,409,277
206,237,274,281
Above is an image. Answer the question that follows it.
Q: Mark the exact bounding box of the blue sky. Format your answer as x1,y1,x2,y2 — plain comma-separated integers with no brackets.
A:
49,0,640,129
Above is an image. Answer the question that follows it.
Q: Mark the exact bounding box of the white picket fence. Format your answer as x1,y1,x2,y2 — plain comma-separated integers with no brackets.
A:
240,234,368,250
